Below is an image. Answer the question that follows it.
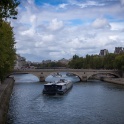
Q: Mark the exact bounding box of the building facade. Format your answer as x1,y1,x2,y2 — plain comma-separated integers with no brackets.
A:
14,54,26,69
58,58,70,65
99,49,109,56
114,47,124,54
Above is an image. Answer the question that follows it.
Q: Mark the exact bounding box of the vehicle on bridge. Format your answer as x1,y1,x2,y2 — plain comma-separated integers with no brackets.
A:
42,79,73,95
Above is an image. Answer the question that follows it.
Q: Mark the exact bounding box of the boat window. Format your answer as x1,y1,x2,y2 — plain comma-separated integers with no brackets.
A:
57,85,62,90
60,79,65,82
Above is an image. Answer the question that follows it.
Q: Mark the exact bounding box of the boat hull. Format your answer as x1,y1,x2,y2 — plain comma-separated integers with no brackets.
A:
43,90,56,95
42,79,73,95
57,85,73,95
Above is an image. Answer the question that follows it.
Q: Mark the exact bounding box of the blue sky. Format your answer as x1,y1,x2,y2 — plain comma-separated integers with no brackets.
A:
35,0,68,5
11,0,124,62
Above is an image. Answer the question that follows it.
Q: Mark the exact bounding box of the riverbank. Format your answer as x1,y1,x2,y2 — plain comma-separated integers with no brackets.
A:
103,78,124,85
0,77,14,124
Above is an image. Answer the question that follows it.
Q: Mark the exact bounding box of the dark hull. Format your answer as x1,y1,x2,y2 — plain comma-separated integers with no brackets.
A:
43,84,73,95
43,90,56,95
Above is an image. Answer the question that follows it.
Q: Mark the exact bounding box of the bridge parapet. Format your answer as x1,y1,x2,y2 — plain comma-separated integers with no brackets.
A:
12,69,121,82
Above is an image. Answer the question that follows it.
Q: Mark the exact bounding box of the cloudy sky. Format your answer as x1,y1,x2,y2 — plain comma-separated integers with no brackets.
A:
11,0,124,62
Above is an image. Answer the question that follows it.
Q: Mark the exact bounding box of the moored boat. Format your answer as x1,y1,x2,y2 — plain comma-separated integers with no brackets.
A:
42,79,73,95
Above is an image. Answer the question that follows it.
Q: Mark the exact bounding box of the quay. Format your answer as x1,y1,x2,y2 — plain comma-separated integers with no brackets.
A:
0,78,15,124
103,78,124,85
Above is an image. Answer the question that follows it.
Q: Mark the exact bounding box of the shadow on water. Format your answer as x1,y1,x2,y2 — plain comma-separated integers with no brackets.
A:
11,74,39,83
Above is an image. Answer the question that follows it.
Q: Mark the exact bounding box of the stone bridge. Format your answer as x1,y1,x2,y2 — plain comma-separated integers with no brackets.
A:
12,69,121,82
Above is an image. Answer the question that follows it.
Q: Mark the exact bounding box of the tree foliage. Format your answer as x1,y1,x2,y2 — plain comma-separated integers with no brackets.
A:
0,0,20,21
0,21,16,82
114,54,124,71
68,55,84,69
40,62,67,69
68,53,124,70
0,0,19,82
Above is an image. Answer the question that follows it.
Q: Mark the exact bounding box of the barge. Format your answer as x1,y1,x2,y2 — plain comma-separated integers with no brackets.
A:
43,79,73,95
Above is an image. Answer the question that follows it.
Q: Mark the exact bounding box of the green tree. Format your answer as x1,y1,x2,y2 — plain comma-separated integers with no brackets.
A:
114,54,124,71
68,55,84,69
68,52,124,70
0,0,20,21
83,54,92,69
92,56,104,69
73,54,79,60
103,53,116,69
0,0,19,82
0,21,16,82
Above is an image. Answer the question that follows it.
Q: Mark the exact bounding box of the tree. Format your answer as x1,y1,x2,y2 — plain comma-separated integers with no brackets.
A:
0,0,19,82
0,0,20,21
0,21,16,82
68,55,84,69
103,53,116,69
114,54,124,70
68,53,124,70
92,56,104,69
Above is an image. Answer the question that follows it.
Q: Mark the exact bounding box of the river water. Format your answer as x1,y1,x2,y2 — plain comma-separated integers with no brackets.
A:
7,73,124,124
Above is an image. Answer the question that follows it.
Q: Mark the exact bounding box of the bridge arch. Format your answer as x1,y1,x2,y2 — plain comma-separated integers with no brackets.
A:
12,69,121,82
11,71,66,82
87,72,121,80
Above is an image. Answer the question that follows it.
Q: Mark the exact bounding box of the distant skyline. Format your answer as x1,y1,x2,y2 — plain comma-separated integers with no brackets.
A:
11,0,124,62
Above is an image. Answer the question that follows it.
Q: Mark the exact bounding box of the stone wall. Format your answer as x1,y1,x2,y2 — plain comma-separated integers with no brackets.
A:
0,77,14,124
102,78,124,85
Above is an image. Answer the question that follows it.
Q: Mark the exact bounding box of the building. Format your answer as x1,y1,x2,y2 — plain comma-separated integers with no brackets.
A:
58,58,70,65
14,54,26,69
114,47,124,54
99,49,109,56
42,60,51,64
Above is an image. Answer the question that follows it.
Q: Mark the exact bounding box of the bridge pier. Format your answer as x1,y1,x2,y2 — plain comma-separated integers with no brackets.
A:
39,73,45,82
81,76,87,82
12,69,121,82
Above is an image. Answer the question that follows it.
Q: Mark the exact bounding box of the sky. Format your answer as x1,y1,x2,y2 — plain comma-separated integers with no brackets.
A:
11,0,124,62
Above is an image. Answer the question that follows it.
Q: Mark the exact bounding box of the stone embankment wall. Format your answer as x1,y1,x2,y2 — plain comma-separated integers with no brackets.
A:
103,78,124,85
0,77,14,124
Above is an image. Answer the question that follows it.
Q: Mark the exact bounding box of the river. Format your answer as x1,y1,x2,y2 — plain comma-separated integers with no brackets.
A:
6,73,124,124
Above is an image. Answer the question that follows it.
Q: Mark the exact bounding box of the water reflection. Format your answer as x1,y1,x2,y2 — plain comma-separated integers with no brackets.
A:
45,72,80,83
11,74,39,83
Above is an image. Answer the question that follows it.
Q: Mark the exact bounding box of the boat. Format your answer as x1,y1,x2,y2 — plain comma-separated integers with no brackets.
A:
42,79,73,95
66,73,76,76
52,72,62,77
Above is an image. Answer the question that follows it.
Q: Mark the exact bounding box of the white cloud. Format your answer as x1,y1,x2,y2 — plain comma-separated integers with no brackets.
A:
48,18,64,31
58,4,68,9
68,0,105,8
27,0,35,5
92,18,111,29
10,0,124,62
42,34,55,42
120,0,124,5
67,38,83,49
20,28,35,36
109,35,119,41
110,22,124,30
